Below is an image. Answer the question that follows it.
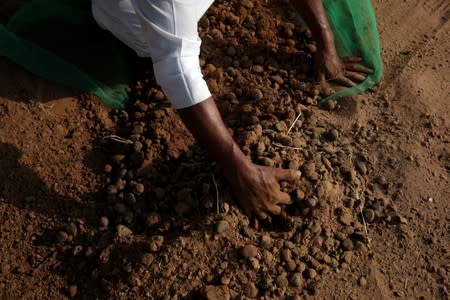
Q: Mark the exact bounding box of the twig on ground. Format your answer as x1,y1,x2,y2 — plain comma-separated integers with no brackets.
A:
212,175,219,214
103,135,133,144
272,142,302,150
360,206,370,243
287,112,302,134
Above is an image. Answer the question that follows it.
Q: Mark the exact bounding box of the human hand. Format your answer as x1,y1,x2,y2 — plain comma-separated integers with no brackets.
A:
315,51,373,90
225,163,300,219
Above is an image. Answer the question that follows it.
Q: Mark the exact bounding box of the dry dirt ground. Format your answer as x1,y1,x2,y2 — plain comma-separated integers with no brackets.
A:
0,0,449,299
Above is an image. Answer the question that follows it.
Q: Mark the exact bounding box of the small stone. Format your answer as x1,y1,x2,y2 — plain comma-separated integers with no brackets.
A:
145,212,161,227
290,272,303,288
99,216,109,228
341,238,354,251
216,220,230,234
241,244,258,258
261,157,275,167
154,188,165,200
339,210,353,226
325,129,339,141
301,162,316,179
277,134,293,146
57,231,69,243
342,251,353,263
295,189,305,201
66,222,78,237
307,268,317,279
325,100,337,110
275,121,288,132
363,208,376,223
281,249,292,262
104,164,113,173
132,183,145,195
262,249,274,265
271,75,284,85
358,276,367,287
250,88,264,101
244,282,258,298
69,285,77,298
356,161,368,175
275,273,289,288
204,285,230,300
106,185,118,195
306,197,318,208
116,225,133,238
226,46,236,57
242,0,254,9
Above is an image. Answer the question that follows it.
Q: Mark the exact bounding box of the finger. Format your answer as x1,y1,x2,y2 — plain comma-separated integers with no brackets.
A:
342,56,363,63
345,63,373,74
273,190,292,205
332,76,357,87
345,71,366,82
264,202,282,215
273,169,301,182
256,210,268,220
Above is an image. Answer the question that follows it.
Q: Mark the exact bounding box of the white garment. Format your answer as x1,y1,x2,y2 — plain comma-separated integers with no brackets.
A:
91,0,214,109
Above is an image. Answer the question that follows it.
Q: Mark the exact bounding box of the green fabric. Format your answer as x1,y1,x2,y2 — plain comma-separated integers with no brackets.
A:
0,0,382,108
319,0,383,105
0,0,130,108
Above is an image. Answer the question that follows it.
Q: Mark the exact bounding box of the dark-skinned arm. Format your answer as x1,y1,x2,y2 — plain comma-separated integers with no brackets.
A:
290,0,373,86
178,97,300,219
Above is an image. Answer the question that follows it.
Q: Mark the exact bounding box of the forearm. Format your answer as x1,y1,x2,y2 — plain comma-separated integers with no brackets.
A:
178,97,252,178
290,0,335,50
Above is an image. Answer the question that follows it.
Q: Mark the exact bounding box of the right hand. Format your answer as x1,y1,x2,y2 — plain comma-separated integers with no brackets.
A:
225,163,301,219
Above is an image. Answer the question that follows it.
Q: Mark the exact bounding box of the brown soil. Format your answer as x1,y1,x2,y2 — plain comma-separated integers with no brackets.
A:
0,0,448,299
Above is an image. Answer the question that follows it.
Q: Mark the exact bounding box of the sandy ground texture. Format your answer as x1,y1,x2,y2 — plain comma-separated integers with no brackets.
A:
0,0,449,299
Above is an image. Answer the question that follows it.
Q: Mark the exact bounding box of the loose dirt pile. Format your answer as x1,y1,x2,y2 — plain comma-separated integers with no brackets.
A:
0,0,448,299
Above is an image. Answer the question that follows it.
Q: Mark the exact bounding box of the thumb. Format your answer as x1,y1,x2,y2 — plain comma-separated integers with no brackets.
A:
273,168,301,182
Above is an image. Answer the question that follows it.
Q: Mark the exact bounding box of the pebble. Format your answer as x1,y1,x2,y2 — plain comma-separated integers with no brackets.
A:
66,222,78,237
175,202,192,216
241,244,258,258
281,249,292,262
99,216,109,228
69,285,77,298
290,272,303,288
106,185,118,195
145,212,161,227
250,88,264,101
358,276,367,287
204,285,230,300
341,238,354,251
244,282,258,298
356,161,368,175
339,210,353,226
363,208,376,223
132,183,145,195
57,231,69,243
307,268,317,279
325,129,339,141
301,162,317,179
262,249,274,265
275,273,289,288
261,157,275,167
216,220,230,234
241,0,254,9
275,121,288,132
306,197,318,208
277,134,293,146
104,164,113,173
116,225,133,238
271,75,284,85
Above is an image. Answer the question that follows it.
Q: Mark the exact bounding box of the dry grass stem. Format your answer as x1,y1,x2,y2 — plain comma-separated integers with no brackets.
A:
103,135,133,144
212,175,220,214
287,112,302,134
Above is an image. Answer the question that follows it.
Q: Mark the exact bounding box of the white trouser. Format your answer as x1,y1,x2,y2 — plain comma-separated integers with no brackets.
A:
92,0,214,109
